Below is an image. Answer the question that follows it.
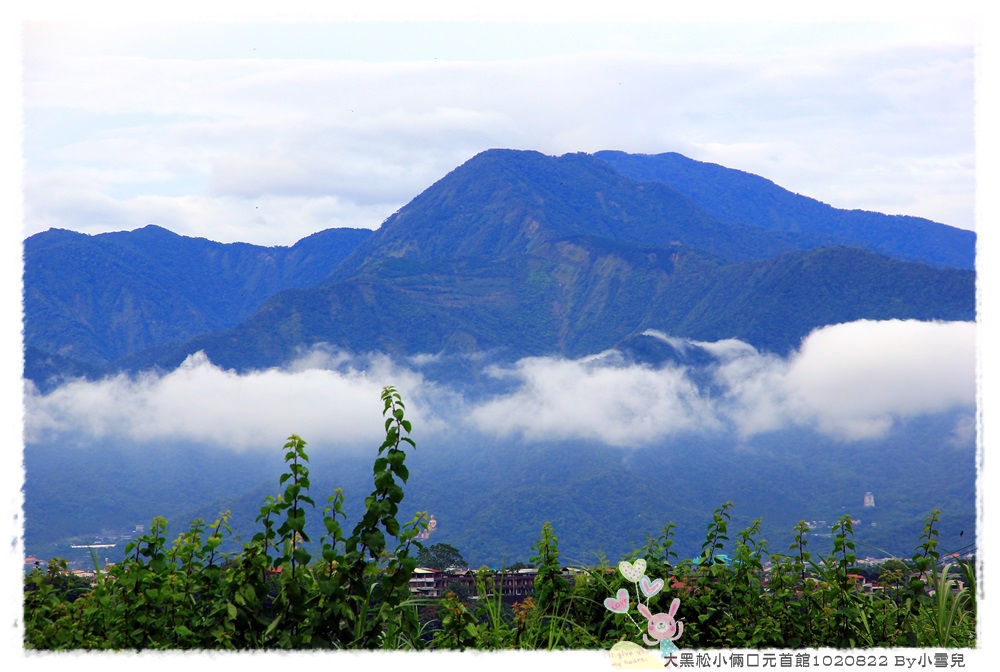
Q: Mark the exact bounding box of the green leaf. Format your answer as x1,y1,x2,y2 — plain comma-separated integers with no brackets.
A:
393,464,409,482
264,612,284,639
384,517,400,537
364,530,386,553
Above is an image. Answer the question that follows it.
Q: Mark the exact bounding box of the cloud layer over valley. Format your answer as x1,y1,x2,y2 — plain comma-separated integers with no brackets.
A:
24,319,977,452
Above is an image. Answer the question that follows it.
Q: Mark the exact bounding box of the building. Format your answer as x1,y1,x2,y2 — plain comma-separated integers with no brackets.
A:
409,567,443,597
407,566,575,600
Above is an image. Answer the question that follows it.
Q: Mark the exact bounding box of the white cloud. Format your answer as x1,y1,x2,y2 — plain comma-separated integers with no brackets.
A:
20,23,975,245
716,319,978,440
946,412,977,449
469,320,977,444
467,353,723,447
25,320,973,452
23,349,445,451
640,329,759,360
23,182,396,245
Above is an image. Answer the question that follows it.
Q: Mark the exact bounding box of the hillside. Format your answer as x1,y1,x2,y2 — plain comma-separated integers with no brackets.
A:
23,226,371,387
111,237,973,377
594,150,975,270
331,149,807,276
25,149,974,380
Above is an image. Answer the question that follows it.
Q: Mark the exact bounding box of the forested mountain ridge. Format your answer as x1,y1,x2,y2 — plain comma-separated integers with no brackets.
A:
23,225,371,385
594,149,975,270
329,149,808,276
23,148,975,385
109,238,973,378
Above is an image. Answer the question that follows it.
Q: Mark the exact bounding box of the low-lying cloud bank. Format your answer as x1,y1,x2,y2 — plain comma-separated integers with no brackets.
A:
23,350,447,451
24,319,976,451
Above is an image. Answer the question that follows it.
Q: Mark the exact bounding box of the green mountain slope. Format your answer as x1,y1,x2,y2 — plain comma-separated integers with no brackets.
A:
23,225,371,384
116,231,973,375
332,149,806,278
595,150,975,270
24,149,976,381
643,246,975,353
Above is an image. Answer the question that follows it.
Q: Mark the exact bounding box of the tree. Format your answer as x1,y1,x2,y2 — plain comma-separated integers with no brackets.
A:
416,543,467,570
445,581,473,604
530,522,570,613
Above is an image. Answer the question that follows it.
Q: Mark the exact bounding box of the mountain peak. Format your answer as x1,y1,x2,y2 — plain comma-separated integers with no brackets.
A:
334,149,796,279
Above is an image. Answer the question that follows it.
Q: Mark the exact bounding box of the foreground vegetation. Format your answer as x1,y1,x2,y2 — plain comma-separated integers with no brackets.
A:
24,387,976,650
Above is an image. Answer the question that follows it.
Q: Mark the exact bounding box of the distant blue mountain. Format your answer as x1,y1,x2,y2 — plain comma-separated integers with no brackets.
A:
23,225,371,387
595,150,974,270
23,149,975,378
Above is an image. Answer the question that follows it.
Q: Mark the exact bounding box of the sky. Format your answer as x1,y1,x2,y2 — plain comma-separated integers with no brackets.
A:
16,10,980,247
4,1,999,669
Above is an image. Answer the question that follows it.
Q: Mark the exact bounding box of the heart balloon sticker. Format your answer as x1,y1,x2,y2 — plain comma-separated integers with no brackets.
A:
640,575,664,598
618,558,647,583
604,588,630,613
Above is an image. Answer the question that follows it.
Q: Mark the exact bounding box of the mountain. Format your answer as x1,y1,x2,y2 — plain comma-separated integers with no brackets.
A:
24,149,975,384
594,150,975,270
23,225,371,387
111,237,974,378
95,149,973,376
21,148,978,568
330,149,809,276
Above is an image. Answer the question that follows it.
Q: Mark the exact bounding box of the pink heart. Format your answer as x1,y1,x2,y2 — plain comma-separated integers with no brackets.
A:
604,588,630,613
618,558,647,583
640,575,664,598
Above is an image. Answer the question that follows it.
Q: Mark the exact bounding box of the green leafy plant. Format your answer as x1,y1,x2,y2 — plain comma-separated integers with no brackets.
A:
23,385,427,651
23,423,976,653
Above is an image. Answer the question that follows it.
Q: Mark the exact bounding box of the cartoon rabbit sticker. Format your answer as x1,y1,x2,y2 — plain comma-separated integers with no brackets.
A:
637,597,683,657
604,559,684,662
